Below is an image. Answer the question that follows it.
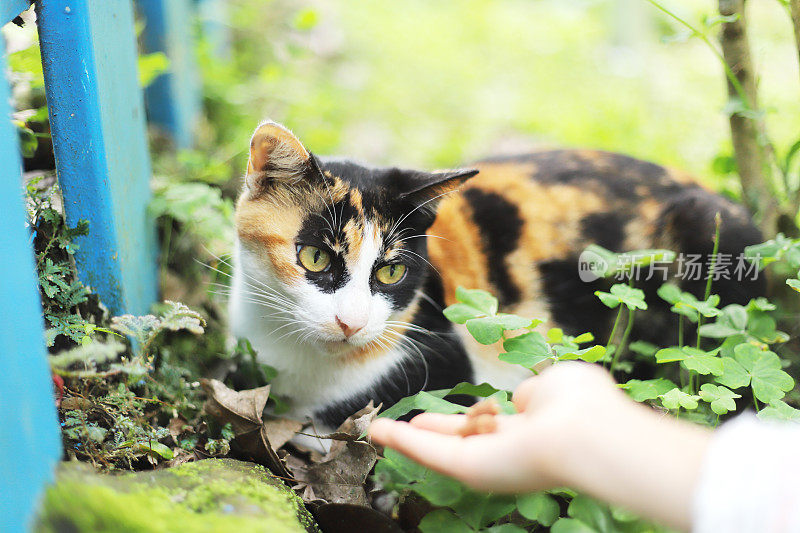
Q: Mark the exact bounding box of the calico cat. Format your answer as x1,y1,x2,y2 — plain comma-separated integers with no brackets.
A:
229,121,764,428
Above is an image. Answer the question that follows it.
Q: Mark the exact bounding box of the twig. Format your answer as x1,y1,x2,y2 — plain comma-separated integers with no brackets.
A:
718,0,780,235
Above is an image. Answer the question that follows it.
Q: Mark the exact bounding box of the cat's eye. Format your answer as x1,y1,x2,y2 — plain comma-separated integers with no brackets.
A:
297,245,331,272
375,264,407,285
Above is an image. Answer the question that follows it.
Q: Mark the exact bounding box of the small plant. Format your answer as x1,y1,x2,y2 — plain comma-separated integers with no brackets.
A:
373,240,800,531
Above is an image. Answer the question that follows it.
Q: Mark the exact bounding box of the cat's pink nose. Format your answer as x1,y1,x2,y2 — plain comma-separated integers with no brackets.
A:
335,316,363,338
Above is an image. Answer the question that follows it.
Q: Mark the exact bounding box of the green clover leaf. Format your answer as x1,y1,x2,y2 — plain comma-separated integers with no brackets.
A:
503,331,548,354
733,344,794,404
595,284,647,311
758,400,800,423
659,388,700,410
496,313,537,330
517,493,559,527
788,278,800,292
620,378,676,402
455,286,498,315
499,351,551,368
655,346,723,375
442,303,481,324
443,287,500,324
555,345,606,363
716,356,750,389
698,383,740,415
465,316,505,345
658,286,720,322
418,509,467,533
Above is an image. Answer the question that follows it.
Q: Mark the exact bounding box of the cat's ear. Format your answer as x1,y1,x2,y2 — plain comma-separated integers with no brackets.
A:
245,121,313,190
397,168,479,206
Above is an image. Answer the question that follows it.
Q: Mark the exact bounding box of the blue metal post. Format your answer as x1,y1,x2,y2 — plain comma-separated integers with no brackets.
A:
137,0,202,148
1,0,29,24
0,35,62,533
196,0,231,59
36,0,158,316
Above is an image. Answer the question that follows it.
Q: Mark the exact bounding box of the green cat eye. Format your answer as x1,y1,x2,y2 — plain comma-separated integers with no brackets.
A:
297,245,331,272
376,264,407,285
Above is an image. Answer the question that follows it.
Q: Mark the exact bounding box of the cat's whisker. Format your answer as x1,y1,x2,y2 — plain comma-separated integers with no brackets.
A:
319,172,342,233
391,189,457,237
272,324,310,344
396,248,439,274
200,253,296,306
210,288,297,312
311,189,337,235
383,327,430,391
208,281,293,304
414,289,442,311
393,233,451,244
385,320,437,337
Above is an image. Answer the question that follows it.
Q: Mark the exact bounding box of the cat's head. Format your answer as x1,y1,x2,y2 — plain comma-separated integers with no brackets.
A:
234,121,477,354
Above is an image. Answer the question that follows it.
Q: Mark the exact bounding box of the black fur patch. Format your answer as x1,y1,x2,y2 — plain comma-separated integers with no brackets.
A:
657,190,766,305
538,258,613,338
296,210,350,293
462,189,523,306
581,212,630,252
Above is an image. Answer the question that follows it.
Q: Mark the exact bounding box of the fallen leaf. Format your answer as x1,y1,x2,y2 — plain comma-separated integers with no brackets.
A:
201,379,289,478
263,417,303,450
317,402,381,454
60,396,92,411
289,402,380,506
200,379,270,432
162,448,196,469
295,440,378,506
168,416,192,444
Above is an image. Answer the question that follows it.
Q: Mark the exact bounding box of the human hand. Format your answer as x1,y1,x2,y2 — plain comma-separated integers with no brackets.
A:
368,362,629,493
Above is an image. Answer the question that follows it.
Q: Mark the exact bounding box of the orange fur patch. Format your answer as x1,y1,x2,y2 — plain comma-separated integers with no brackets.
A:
235,195,304,284
430,161,606,309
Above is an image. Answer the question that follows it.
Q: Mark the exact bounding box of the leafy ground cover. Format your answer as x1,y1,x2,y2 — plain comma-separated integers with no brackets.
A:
6,1,800,531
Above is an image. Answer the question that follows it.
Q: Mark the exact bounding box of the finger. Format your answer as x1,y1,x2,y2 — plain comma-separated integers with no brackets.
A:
409,413,468,434
511,376,542,412
369,419,481,479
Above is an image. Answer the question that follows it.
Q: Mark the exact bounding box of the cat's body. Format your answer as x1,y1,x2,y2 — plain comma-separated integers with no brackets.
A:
230,122,764,428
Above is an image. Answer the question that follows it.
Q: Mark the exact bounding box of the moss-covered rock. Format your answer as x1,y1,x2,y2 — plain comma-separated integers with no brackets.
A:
36,459,320,533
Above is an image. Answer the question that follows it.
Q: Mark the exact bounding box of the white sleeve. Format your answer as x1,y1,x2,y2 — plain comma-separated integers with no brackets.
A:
692,413,800,533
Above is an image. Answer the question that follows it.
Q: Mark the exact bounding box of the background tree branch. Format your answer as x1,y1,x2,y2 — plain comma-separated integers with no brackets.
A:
718,0,779,237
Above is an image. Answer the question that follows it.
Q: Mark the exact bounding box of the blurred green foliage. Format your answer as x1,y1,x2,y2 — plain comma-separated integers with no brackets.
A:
194,0,800,198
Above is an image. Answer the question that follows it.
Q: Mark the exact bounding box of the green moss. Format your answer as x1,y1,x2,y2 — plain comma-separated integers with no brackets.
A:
36,459,318,533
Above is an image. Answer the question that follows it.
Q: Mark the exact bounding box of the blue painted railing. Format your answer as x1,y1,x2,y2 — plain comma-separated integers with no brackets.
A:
0,31,61,533
38,0,158,316
138,0,203,149
1,0,221,530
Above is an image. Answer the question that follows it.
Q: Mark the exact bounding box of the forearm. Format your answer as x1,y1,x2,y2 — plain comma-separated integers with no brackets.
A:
551,401,712,531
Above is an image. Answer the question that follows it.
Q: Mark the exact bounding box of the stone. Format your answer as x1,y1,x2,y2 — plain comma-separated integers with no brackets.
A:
36,458,320,533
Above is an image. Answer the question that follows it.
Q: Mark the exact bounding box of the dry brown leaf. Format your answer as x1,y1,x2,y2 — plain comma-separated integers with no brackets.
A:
292,440,377,506
200,379,290,478
168,417,192,444
60,397,92,411
317,401,381,445
288,402,380,506
200,379,270,432
263,417,303,450
161,448,196,469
